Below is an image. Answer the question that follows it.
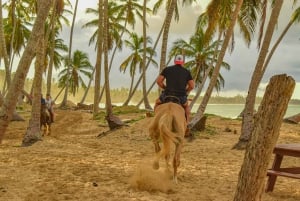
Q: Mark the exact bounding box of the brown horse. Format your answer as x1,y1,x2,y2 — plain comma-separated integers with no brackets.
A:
148,102,187,183
40,103,51,135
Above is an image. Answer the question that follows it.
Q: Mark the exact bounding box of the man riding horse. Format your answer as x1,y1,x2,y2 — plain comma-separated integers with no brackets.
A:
154,54,195,131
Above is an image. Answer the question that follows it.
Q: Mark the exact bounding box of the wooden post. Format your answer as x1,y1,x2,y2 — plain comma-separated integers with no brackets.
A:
233,74,295,201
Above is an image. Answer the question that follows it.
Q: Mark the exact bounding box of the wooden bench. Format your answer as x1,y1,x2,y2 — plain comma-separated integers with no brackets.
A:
265,144,300,192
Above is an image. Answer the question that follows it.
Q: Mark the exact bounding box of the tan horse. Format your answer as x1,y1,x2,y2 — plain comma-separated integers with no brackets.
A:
148,102,187,183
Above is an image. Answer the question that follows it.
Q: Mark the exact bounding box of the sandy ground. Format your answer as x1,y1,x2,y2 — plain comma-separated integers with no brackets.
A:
1,107,300,201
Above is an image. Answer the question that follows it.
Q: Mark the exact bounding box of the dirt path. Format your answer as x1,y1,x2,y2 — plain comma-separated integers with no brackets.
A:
1,109,300,201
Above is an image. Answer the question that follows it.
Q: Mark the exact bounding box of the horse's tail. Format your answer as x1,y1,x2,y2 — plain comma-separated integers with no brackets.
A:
158,113,180,158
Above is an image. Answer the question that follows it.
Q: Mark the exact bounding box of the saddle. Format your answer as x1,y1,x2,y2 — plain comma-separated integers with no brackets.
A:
162,95,181,104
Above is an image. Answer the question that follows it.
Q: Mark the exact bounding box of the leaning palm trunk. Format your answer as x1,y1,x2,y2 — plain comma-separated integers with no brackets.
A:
81,67,95,104
0,0,52,143
189,0,244,129
159,0,176,73
233,0,284,150
22,36,45,147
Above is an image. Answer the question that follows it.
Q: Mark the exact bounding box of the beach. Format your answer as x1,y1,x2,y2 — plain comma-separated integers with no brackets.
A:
1,107,300,201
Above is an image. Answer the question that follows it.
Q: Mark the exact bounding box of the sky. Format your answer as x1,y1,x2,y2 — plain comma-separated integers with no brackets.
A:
3,0,300,99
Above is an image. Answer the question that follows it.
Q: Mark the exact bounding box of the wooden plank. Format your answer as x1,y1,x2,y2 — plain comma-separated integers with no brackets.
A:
267,170,300,179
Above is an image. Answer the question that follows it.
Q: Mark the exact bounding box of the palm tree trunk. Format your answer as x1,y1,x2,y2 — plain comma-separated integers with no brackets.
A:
189,0,244,129
61,0,78,107
159,0,176,72
22,35,45,146
103,0,123,129
45,9,56,94
234,0,284,149
93,0,103,116
141,0,151,109
81,67,95,104
0,0,52,143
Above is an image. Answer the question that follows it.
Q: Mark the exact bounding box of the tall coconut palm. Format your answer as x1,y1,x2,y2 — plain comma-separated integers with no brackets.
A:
92,0,104,116
103,0,123,129
119,32,157,106
0,0,52,143
22,31,45,146
46,0,69,95
83,2,127,51
189,0,244,129
168,28,230,110
234,0,284,149
60,0,78,107
151,0,197,101
58,50,93,97
141,0,151,109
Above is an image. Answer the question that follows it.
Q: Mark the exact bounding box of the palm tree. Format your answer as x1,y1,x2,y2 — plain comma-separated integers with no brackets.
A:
83,2,127,51
189,0,244,129
93,0,104,116
60,0,78,107
153,0,196,73
58,50,93,97
1,0,32,93
168,29,230,110
0,0,52,143
141,0,151,109
22,30,45,146
234,0,284,149
46,0,70,95
119,32,157,106
103,0,123,129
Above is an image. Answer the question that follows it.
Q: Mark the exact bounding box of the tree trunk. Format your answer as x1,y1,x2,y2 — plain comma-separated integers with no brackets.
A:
235,0,284,149
141,0,151,110
189,0,244,129
22,36,45,146
80,67,95,104
93,0,103,117
46,0,58,95
159,0,176,73
0,0,52,143
61,0,78,107
103,0,123,130
233,74,295,201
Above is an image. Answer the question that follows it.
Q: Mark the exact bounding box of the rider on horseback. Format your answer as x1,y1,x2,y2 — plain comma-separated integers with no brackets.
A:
154,54,195,124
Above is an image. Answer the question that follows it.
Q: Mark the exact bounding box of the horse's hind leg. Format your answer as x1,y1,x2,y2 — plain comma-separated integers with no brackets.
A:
173,142,183,184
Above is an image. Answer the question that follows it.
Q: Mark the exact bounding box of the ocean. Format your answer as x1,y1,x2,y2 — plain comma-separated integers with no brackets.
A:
192,104,300,119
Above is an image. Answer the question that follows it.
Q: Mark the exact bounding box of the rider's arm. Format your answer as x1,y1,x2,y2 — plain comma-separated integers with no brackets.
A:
186,79,195,94
156,75,166,90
